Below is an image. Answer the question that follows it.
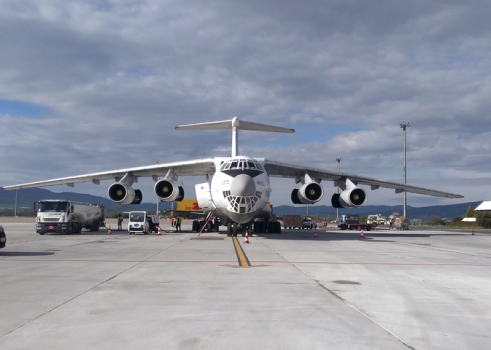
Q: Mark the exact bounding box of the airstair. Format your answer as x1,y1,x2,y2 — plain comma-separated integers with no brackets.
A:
198,208,217,236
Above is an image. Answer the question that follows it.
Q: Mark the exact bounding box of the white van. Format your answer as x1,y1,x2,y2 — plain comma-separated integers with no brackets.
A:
128,211,159,235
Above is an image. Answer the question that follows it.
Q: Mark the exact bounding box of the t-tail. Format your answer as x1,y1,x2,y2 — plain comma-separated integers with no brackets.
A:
175,117,295,157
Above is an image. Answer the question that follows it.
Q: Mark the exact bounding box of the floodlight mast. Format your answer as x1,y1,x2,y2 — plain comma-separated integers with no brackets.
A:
336,158,341,220
400,122,410,218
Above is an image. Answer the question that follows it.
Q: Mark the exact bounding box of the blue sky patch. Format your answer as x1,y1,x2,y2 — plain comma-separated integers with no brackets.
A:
0,99,50,118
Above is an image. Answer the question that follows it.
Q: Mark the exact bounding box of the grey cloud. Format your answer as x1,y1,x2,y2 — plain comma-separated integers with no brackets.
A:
1,0,491,207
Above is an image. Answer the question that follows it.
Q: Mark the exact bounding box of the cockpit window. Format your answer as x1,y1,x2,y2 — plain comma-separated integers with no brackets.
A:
220,158,264,173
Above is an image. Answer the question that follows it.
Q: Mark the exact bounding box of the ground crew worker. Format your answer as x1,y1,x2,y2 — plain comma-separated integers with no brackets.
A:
175,216,182,232
170,216,175,227
117,213,124,231
389,219,394,230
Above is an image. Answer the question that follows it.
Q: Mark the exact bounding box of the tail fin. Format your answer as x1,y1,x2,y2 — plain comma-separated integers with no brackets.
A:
175,117,294,157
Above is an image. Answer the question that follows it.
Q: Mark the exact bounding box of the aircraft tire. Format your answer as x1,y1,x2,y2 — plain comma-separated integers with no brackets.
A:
192,220,199,232
275,222,282,233
259,221,266,234
254,221,260,233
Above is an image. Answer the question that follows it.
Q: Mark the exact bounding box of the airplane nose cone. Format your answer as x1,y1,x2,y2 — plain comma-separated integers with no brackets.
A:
230,174,256,197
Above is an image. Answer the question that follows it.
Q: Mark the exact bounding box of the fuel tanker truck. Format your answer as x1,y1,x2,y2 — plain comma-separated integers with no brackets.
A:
34,199,105,235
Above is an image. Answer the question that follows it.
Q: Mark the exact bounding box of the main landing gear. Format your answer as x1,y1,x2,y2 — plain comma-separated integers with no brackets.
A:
225,220,282,236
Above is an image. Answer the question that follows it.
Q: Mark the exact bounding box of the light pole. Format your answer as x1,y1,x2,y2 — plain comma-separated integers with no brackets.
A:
156,162,159,216
14,189,18,218
336,158,341,220
400,122,410,218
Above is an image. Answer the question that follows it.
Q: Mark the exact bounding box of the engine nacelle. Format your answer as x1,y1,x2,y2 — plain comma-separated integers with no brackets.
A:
154,179,184,202
291,182,324,205
331,188,367,208
108,183,143,205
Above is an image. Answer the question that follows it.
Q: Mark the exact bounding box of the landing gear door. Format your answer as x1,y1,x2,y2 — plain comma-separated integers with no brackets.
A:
195,182,214,212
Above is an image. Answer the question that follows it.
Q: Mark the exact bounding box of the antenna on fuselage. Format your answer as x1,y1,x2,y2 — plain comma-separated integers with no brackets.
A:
175,117,295,157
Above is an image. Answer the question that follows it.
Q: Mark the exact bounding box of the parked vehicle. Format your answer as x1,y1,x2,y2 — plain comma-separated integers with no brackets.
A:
128,211,159,234
395,216,409,230
282,215,318,230
338,214,376,231
35,200,105,235
0,225,6,249
367,214,387,225
302,216,317,229
282,214,304,229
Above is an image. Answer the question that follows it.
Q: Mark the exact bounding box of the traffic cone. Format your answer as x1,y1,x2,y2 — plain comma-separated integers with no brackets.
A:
314,229,318,238
107,225,112,235
157,226,162,236
244,229,250,244
360,229,364,238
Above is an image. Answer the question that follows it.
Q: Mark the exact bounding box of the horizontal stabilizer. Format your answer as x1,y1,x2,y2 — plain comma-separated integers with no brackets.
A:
175,117,295,133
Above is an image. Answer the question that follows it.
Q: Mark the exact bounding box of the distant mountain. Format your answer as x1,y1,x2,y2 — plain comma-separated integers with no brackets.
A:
0,188,479,219
273,202,481,220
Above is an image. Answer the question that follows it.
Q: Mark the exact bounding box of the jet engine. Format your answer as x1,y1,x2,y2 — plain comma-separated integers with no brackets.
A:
154,179,184,202
108,183,143,205
291,182,324,205
331,187,367,208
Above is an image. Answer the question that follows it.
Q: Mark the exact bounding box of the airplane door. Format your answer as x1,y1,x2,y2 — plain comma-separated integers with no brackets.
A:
195,182,215,212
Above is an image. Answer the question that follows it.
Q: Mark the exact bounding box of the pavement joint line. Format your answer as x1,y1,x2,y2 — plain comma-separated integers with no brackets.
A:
288,255,417,350
310,277,417,350
395,241,491,258
0,249,164,340
2,258,491,266
231,236,251,267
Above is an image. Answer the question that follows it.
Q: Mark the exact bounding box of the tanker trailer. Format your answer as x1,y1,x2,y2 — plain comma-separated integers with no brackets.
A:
35,199,105,235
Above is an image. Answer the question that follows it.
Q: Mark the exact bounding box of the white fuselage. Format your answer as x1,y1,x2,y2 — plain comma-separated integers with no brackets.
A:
208,156,271,224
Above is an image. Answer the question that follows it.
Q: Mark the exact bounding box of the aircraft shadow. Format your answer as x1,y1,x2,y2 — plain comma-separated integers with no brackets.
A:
0,251,55,257
251,230,471,242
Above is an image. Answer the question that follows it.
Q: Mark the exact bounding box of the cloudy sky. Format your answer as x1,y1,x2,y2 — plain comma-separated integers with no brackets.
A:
1,0,490,209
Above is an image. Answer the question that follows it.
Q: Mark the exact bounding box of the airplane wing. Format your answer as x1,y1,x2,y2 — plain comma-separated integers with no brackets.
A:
3,158,216,190
262,159,463,199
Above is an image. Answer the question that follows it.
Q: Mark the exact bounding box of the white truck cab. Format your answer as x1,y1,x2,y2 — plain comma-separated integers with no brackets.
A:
128,211,159,234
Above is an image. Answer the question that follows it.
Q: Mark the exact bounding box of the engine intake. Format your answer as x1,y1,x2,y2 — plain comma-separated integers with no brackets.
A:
155,179,184,202
291,182,324,205
331,187,367,208
108,183,142,205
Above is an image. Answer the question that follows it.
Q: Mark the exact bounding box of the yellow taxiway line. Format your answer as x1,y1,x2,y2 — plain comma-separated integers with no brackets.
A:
232,236,251,267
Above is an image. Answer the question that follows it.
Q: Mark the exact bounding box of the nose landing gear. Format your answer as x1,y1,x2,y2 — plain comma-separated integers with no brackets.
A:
226,222,252,237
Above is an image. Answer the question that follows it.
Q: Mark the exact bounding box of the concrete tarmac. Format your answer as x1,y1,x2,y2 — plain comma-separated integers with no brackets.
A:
1,221,491,349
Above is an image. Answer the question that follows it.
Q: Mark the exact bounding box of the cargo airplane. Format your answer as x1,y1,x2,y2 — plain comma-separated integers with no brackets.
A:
3,118,463,235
